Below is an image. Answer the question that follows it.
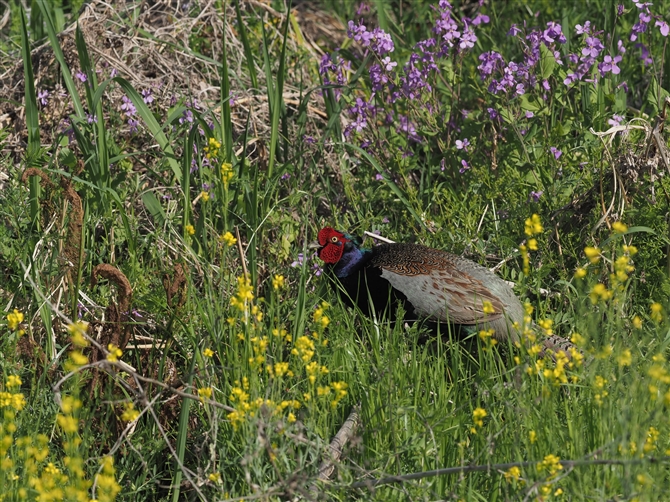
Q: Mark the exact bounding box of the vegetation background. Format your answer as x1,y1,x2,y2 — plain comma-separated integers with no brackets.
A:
1,0,670,500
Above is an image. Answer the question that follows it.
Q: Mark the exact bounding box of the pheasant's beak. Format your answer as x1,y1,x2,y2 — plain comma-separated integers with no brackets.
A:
307,241,322,250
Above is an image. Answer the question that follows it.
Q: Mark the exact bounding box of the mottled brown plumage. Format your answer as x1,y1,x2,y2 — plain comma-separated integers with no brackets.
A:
313,227,577,358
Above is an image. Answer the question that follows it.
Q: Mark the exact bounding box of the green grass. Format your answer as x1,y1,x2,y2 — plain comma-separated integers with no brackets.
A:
2,0,670,500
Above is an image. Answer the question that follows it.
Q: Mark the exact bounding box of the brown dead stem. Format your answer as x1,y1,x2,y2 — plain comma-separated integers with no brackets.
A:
163,262,187,308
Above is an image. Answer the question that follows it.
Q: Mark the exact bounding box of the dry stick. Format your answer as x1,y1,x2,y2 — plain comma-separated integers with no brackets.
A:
303,404,361,500
317,404,361,481
235,226,249,279
348,456,670,489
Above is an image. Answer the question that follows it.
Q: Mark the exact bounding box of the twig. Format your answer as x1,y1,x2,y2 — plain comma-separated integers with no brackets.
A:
235,226,249,279
317,404,361,481
363,231,395,244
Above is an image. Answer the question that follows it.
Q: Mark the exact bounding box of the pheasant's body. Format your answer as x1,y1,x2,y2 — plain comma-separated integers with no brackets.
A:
334,242,524,340
314,227,576,357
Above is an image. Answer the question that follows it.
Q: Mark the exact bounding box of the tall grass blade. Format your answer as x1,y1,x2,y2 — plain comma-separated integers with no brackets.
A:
20,8,41,227
233,0,258,90
36,0,85,119
220,4,233,163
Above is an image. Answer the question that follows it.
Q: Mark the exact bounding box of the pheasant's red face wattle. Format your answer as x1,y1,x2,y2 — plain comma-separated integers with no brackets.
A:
317,227,348,264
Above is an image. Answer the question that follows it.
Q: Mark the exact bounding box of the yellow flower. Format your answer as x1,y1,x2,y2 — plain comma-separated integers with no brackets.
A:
537,454,562,476
623,245,638,255
198,387,213,401
590,283,612,304
221,162,233,187
204,137,222,159
67,321,90,347
528,238,538,251
6,309,24,331
203,348,214,358
574,267,587,279
472,407,487,427
584,246,601,264
220,231,237,247
209,472,221,483
288,412,297,423
504,466,522,482
529,430,537,443
106,344,123,362
617,349,632,367
632,316,642,329
612,221,628,233
121,402,140,422
200,191,210,202
57,414,79,434
524,214,543,236
482,301,495,315
272,274,285,290
650,302,663,322
6,375,21,388
60,396,82,414
185,224,195,235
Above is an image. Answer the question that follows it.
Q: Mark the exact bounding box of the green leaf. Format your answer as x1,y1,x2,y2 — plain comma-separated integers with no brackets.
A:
141,191,166,227
540,43,556,80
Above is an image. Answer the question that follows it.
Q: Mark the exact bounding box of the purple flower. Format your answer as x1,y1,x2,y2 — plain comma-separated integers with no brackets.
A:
487,107,499,120
128,118,139,133
656,20,670,37
281,172,291,181
636,43,653,65
440,158,446,171
110,68,118,78
530,190,543,202
543,21,567,44
76,71,87,83
303,135,315,144
86,113,97,124
455,138,470,150
356,2,369,16
542,79,551,91
582,36,604,58
472,14,489,26
575,21,592,35
37,89,49,106
630,21,648,41
382,217,390,224
599,55,622,76
508,24,522,37
477,51,505,79
549,147,562,159
525,111,534,118
617,4,624,16
459,159,470,174
607,114,624,126
179,109,194,124
375,173,384,181
291,253,305,268
141,89,154,104
121,95,137,117
381,56,397,71
617,40,626,54
459,25,477,50
617,81,630,93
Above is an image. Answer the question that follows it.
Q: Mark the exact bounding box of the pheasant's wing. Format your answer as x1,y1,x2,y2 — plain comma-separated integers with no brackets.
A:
371,244,507,325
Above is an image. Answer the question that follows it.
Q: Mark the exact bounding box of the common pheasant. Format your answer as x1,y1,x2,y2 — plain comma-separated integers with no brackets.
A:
312,227,576,357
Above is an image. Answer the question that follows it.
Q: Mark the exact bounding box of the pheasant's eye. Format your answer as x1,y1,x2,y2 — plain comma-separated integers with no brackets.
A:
330,236,339,243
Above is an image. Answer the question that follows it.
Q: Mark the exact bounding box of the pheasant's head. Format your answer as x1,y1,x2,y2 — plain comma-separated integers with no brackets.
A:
312,227,367,276
313,227,350,264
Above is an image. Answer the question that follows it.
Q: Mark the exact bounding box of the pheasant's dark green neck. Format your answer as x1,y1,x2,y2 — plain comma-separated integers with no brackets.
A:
332,238,372,278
